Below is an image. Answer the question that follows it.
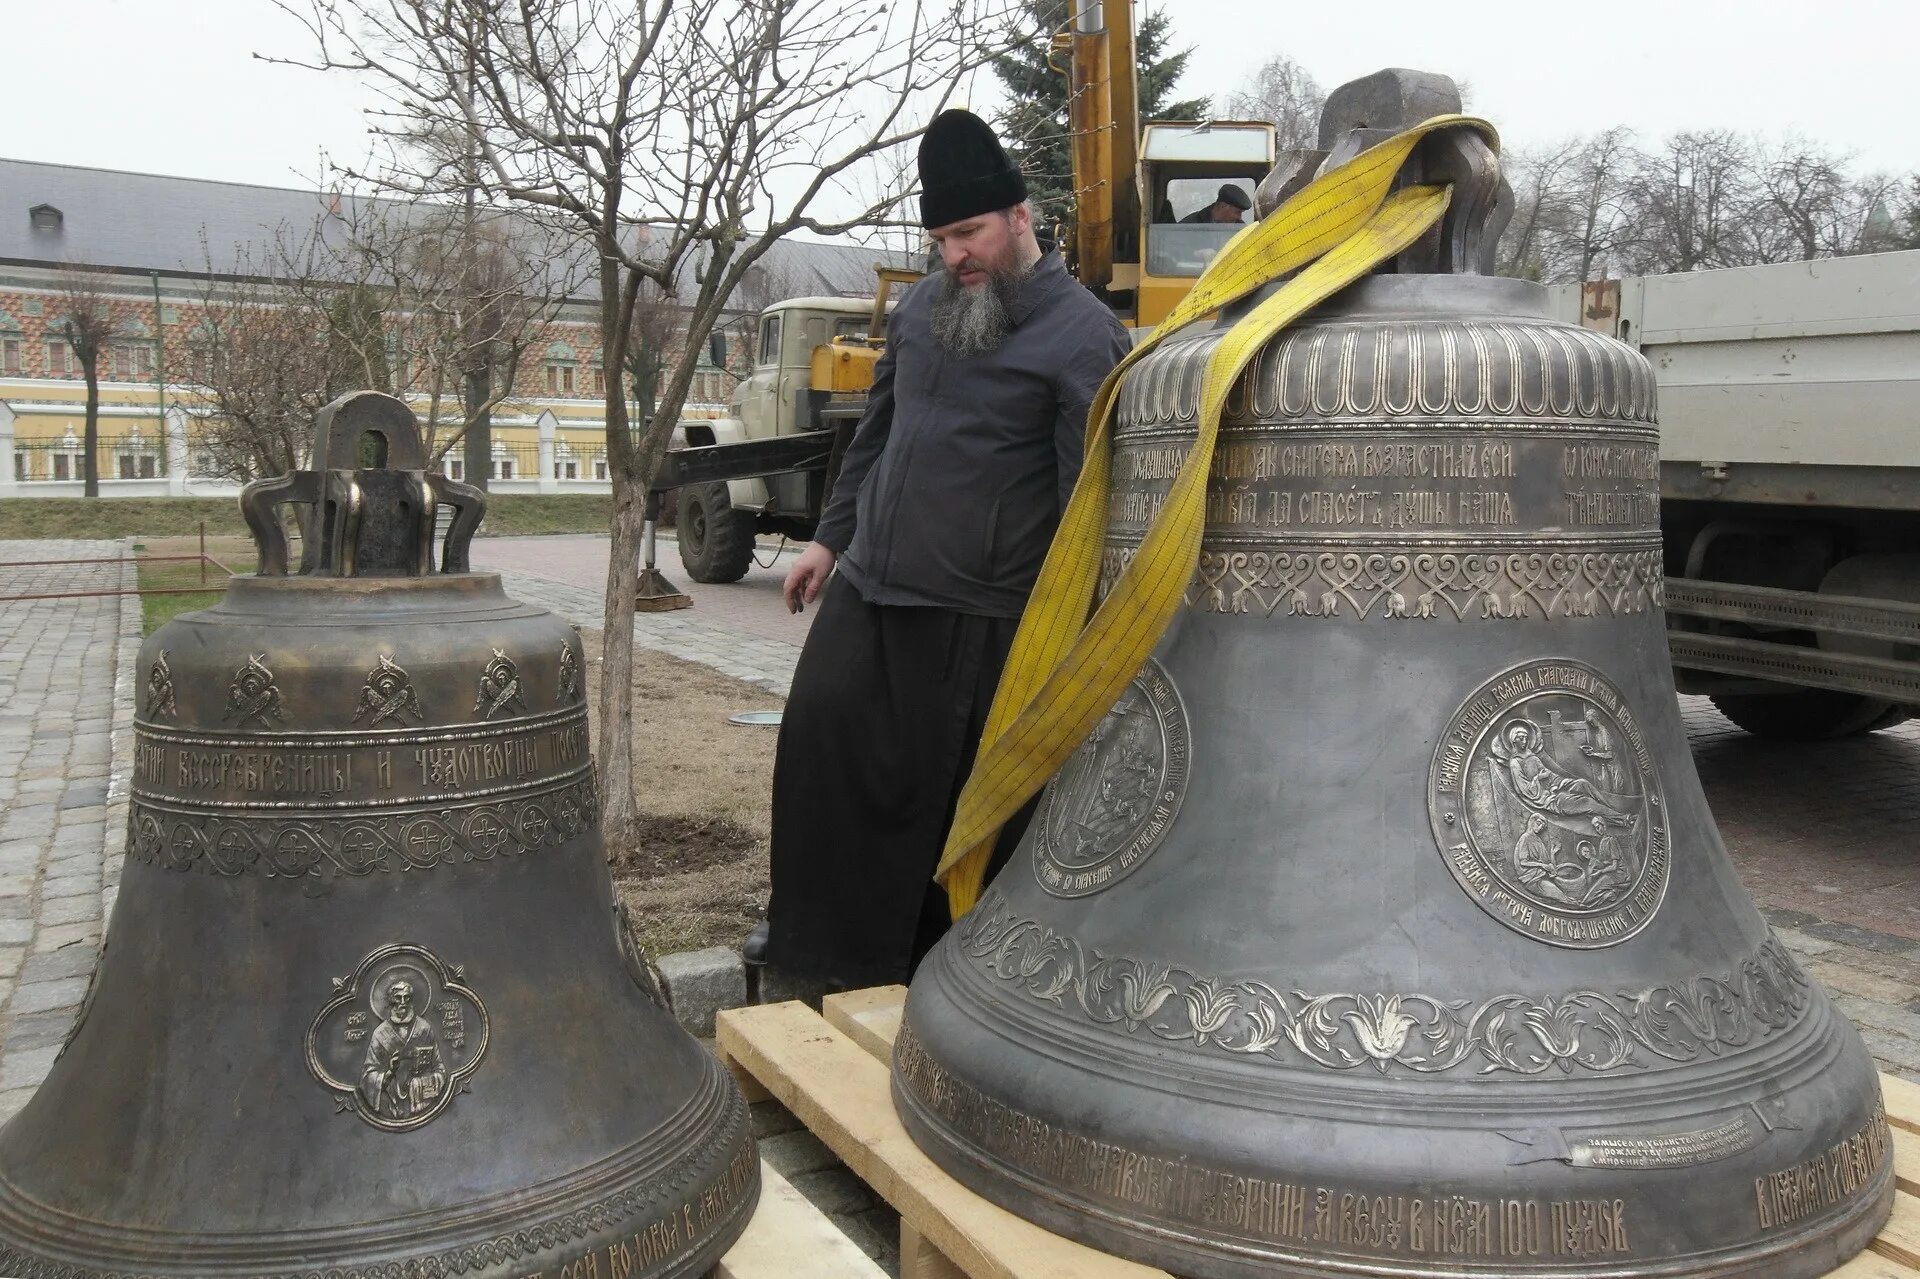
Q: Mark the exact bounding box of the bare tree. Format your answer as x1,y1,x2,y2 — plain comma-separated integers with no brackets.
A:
271,197,580,469
1620,130,1761,274
1223,54,1324,152
1497,137,1581,281
280,0,1017,851
174,247,341,487
56,269,117,497
1747,138,1907,262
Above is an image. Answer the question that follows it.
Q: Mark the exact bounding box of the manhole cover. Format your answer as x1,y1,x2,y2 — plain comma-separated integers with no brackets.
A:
728,711,783,727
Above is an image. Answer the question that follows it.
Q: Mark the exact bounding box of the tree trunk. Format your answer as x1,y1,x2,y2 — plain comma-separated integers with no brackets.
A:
83,362,100,498
596,245,643,860
462,363,492,490
598,473,645,857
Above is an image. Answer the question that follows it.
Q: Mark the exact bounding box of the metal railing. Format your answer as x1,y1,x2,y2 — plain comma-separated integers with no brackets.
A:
0,523,234,602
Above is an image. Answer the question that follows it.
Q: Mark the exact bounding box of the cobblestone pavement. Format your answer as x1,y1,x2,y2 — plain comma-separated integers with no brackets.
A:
477,534,804,694
0,541,138,1121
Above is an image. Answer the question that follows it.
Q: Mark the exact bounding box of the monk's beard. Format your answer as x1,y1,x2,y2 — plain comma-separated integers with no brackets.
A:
928,252,1031,357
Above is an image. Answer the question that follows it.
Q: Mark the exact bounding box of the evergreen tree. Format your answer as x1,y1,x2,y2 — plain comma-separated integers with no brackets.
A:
1136,8,1208,123
991,3,1208,226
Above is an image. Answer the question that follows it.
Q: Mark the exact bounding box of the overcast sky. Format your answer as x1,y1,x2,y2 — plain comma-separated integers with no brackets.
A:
5,0,1914,196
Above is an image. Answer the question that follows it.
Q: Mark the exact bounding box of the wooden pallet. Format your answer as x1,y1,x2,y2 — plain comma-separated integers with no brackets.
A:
716,987,1920,1279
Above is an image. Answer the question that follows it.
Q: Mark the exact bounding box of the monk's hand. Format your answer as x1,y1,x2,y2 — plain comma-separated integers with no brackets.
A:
784,544,835,614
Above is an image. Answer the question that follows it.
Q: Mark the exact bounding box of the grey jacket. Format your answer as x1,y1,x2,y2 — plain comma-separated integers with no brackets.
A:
814,251,1132,618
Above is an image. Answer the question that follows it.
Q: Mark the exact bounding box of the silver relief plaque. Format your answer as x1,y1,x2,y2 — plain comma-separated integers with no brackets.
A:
1429,659,1670,948
307,943,489,1131
1034,658,1190,898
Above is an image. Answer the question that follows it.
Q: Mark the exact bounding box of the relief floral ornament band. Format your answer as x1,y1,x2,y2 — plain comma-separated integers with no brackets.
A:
955,890,1811,1077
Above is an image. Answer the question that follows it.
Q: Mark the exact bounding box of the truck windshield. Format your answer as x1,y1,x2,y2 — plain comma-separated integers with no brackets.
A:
1149,176,1254,277
1146,224,1239,277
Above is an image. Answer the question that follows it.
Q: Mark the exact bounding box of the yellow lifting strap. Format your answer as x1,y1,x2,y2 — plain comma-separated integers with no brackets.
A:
935,114,1499,917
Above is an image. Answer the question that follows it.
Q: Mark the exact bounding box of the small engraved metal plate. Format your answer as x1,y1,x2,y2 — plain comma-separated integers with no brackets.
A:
145,651,177,722
473,648,527,720
307,942,489,1131
1429,659,1670,948
1033,658,1190,898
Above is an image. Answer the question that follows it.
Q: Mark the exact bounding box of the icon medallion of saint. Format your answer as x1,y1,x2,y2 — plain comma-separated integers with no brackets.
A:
1429,659,1671,948
1033,659,1190,898
307,942,490,1131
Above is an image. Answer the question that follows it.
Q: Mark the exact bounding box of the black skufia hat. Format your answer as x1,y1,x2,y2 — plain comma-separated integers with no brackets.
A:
919,109,1028,229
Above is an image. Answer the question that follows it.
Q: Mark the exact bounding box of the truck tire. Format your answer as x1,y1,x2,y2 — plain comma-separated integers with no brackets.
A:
1708,689,1911,740
677,482,756,584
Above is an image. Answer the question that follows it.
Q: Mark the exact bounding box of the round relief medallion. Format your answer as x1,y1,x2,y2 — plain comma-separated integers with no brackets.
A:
1034,658,1190,898
1428,659,1670,948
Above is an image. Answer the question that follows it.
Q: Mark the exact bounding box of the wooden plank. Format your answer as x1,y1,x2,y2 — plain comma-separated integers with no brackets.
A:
717,1159,889,1279
1884,1075,1920,1137
1897,1129,1920,1199
900,1219,969,1279
1829,1246,1920,1278
1869,1188,1920,1270
824,985,907,1062
725,992,1920,1279
717,1001,1172,1279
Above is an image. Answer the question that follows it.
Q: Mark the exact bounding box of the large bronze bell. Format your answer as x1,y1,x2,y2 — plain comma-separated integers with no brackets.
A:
895,75,1891,1278
0,393,757,1278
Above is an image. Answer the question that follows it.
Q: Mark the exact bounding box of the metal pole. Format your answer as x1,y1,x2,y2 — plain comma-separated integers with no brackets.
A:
199,520,206,586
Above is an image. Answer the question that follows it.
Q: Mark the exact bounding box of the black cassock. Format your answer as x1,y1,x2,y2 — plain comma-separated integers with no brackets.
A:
765,577,1033,988
763,255,1130,987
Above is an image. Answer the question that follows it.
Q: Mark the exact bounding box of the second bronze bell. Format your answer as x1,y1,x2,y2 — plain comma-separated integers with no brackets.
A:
894,75,1892,1279
0,393,756,1278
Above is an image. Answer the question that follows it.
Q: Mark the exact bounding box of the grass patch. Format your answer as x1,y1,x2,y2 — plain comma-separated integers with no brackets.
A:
0,493,614,541
135,554,232,636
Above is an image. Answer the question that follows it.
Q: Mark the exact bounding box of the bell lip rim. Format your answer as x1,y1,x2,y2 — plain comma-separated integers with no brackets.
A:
0,1053,757,1272
892,1067,1898,1279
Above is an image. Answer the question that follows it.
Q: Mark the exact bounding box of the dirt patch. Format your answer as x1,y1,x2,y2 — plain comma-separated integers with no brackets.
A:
617,813,762,880
579,628,782,958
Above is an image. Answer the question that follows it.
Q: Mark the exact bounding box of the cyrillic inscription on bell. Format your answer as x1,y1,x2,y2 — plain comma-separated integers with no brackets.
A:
895,73,1891,1279
0,391,757,1279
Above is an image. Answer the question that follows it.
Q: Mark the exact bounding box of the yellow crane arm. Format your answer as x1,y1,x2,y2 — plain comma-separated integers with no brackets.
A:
1062,0,1123,288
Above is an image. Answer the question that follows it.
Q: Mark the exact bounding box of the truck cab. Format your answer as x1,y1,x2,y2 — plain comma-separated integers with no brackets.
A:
1124,121,1275,327
672,292,900,582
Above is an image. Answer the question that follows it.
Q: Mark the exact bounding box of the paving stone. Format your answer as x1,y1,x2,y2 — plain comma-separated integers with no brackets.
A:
792,1166,879,1216
39,875,95,901
37,895,100,927
9,976,89,1016
0,1045,59,1092
749,1097,803,1141
2,1009,77,1054
656,946,747,1039
0,948,23,980
0,920,34,946
17,948,97,984
1802,920,1918,956
1774,927,1840,961
32,924,101,954
0,896,34,921
1805,959,1920,1006
841,1204,902,1269
0,1088,37,1123
757,1129,839,1179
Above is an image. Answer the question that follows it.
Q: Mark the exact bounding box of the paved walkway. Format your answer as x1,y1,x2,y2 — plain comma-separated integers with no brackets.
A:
0,541,137,1121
